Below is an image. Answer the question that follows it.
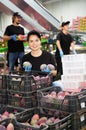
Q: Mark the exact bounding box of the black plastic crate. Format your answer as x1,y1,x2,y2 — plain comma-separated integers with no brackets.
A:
7,71,52,92
0,105,25,123
38,87,86,113
38,87,62,110
16,107,72,130
17,122,48,130
0,75,7,89
61,90,86,113
72,110,86,130
0,118,21,130
0,105,25,116
0,89,7,105
7,90,38,108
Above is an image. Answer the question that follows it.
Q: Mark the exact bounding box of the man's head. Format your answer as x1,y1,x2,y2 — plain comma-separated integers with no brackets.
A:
12,12,22,24
61,21,70,31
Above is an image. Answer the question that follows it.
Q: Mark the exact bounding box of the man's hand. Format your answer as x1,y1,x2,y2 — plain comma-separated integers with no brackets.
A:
10,34,17,41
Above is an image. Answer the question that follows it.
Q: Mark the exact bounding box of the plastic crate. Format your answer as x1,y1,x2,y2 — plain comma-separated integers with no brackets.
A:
63,67,86,75
7,71,52,92
16,107,72,130
0,118,18,130
0,89,7,105
62,60,86,69
0,75,7,89
61,90,86,113
17,122,48,130
0,105,25,122
61,74,86,82
62,54,86,62
7,90,38,108
38,87,86,113
72,110,86,130
62,81,81,90
38,87,62,110
0,105,25,114
80,81,86,89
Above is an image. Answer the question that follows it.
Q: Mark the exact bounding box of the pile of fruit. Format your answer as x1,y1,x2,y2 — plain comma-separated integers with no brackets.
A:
20,109,68,129
0,111,15,121
39,87,86,110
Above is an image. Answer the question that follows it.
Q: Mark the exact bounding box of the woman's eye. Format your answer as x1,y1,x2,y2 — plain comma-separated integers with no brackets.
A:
36,39,39,42
29,40,33,43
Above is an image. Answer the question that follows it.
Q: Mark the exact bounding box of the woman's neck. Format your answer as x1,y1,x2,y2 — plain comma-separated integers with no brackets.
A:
62,30,68,35
31,49,42,57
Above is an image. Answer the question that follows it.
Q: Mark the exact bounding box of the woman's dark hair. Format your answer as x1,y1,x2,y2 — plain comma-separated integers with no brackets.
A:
27,30,41,41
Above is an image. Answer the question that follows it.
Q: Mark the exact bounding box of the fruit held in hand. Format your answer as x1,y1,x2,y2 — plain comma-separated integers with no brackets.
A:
23,61,32,67
48,64,55,70
17,34,26,41
40,64,47,71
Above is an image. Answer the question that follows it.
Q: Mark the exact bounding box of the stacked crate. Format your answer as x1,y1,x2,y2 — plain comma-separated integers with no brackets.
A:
61,53,86,91
37,54,86,130
14,105,72,130
37,86,73,130
38,85,86,130
6,71,52,109
61,53,86,130
0,75,7,105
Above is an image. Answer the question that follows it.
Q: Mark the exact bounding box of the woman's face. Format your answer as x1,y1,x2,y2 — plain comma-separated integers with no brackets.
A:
63,24,69,31
28,35,41,51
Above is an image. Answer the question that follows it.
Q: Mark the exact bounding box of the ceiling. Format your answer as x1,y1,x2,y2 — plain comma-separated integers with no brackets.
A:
0,0,60,32
38,0,63,4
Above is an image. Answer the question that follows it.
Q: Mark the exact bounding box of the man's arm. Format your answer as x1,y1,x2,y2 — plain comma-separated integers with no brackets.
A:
3,35,11,41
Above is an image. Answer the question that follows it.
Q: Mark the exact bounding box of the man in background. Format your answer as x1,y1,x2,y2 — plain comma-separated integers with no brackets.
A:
4,12,25,72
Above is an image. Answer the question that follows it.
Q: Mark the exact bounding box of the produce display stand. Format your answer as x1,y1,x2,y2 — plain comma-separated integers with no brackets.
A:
0,47,8,75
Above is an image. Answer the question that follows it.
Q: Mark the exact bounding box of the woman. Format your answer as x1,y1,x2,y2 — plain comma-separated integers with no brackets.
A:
22,30,57,77
55,21,76,76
